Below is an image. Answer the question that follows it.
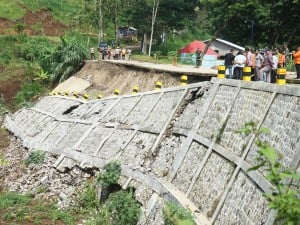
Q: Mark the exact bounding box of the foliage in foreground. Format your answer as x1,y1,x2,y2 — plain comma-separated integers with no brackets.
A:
0,191,76,225
236,121,300,225
24,150,46,166
39,36,88,84
163,201,195,225
90,189,141,225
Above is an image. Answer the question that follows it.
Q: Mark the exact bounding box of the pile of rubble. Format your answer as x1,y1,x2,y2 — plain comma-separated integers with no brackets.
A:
0,115,95,208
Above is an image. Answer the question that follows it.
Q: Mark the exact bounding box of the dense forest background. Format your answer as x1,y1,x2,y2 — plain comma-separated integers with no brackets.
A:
1,0,299,50
0,0,299,111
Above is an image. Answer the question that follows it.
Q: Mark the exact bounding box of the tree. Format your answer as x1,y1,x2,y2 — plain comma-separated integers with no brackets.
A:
148,0,160,56
199,0,300,49
39,37,88,84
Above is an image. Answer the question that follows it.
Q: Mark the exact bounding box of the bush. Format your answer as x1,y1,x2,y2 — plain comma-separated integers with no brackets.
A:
15,82,45,107
39,36,88,84
97,189,141,225
163,202,195,225
97,161,121,188
24,150,45,166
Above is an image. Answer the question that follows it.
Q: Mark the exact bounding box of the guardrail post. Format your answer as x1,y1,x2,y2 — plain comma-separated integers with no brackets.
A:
243,66,252,81
276,68,286,85
217,65,225,78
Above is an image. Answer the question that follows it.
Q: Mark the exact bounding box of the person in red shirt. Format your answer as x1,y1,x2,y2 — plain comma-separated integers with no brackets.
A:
292,47,300,79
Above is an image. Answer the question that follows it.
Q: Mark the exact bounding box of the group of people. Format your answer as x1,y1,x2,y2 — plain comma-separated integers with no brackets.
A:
89,46,132,61
98,46,131,61
224,45,300,82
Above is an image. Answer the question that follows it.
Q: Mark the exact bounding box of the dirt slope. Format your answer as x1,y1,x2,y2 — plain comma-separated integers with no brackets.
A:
74,60,206,97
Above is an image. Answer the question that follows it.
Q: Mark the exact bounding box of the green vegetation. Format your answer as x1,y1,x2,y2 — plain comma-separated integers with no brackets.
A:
163,202,195,225
0,191,77,225
24,150,46,166
0,161,140,225
91,189,140,225
39,36,88,83
236,121,300,225
97,161,121,188
0,0,25,20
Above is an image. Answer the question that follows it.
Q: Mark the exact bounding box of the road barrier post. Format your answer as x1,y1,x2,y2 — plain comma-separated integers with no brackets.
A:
180,75,188,86
155,81,162,90
114,89,120,95
83,93,89,100
276,68,286,85
217,65,225,79
243,66,252,81
132,86,139,94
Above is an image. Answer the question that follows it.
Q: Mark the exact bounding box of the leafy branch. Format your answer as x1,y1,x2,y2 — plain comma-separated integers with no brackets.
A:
236,121,300,224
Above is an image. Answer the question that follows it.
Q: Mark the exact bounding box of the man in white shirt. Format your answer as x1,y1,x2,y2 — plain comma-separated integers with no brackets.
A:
234,51,246,79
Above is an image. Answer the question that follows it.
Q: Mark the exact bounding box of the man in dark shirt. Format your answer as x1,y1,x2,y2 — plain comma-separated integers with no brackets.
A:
195,48,201,67
224,49,235,79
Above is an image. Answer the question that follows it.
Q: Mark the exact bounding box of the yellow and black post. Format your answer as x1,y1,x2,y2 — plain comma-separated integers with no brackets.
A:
97,93,102,99
132,86,139,94
276,68,286,85
180,75,188,86
217,65,226,79
155,81,162,90
114,89,120,95
73,92,79,98
243,66,252,81
83,93,89,100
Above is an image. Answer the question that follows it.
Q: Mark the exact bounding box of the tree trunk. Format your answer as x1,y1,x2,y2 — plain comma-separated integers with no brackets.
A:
148,0,160,56
98,0,103,43
141,32,148,55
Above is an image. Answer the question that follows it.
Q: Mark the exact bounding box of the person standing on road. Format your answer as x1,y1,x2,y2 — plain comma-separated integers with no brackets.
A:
234,51,246,80
224,49,235,79
255,49,264,81
127,48,132,61
258,49,273,82
195,48,201,68
292,46,300,79
90,47,95,59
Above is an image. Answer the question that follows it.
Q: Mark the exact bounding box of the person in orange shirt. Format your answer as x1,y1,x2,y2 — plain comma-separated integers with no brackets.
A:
276,48,285,68
292,46,300,79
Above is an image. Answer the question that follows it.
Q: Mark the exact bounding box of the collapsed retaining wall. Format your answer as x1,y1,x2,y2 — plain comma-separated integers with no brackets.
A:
5,78,300,225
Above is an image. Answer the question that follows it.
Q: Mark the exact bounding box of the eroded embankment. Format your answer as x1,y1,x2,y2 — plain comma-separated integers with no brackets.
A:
72,60,210,97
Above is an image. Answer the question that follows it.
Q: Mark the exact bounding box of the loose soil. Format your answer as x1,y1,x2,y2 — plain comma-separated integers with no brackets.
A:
0,77,23,106
0,8,66,36
74,60,207,98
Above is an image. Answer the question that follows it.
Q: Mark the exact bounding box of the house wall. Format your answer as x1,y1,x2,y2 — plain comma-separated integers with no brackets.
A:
208,41,243,56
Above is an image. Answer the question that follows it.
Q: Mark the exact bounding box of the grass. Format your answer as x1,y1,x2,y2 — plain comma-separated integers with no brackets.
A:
0,0,25,20
21,0,84,25
0,191,79,225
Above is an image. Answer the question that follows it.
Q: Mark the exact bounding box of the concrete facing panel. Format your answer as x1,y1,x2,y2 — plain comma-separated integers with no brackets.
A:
214,172,269,225
4,78,300,225
247,94,300,168
188,153,235,218
172,141,208,193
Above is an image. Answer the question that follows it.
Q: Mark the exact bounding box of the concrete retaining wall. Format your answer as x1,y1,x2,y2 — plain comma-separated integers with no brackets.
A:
5,78,300,225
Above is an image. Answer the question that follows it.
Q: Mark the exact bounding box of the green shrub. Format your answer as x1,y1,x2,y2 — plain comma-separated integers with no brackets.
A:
98,189,141,225
15,82,45,107
77,182,99,210
163,202,195,225
38,36,88,84
24,150,45,166
97,161,121,188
